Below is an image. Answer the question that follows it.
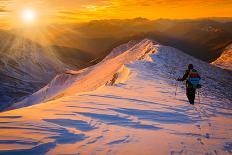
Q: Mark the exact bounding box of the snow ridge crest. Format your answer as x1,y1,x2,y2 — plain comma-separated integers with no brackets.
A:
6,39,157,111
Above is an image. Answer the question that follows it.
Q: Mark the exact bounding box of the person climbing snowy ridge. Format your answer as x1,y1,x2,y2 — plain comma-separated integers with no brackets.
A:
177,64,201,105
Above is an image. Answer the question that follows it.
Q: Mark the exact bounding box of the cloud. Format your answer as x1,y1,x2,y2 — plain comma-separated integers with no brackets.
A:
111,0,232,8
0,0,11,1
52,0,232,22
1,0,231,26
0,0,13,13
0,6,10,13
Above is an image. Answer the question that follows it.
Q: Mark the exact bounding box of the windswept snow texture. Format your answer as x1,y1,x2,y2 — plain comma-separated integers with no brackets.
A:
0,39,231,154
212,43,232,71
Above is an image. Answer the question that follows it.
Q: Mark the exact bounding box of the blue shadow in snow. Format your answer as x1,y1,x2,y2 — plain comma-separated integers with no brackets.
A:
44,119,97,131
0,122,87,155
0,141,56,155
80,94,171,107
86,136,103,144
107,136,130,145
224,142,232,153
76,112,161,130
0,116,22,119
66,105,103,111
55,113,76,116
0,140,37,145
110,108,200,124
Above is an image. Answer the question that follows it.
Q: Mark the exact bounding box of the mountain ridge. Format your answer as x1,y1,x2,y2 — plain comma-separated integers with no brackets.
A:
6,38,232,111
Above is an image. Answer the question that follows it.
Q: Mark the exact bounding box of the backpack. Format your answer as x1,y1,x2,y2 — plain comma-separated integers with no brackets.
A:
187,69,201,88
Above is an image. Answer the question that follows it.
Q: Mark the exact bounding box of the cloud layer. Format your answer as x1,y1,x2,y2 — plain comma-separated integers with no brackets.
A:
0,0,231,25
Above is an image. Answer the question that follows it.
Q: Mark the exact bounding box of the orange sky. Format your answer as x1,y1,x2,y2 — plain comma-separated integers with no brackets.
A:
0,0,232,28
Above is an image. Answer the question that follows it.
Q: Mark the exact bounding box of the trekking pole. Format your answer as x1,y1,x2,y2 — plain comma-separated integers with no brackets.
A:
175,82,178,96
198,90,201,104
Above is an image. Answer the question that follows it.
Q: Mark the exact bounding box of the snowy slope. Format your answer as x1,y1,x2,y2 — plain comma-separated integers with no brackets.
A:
0,41,64,82
7,39,156,110
0,37,68,109
0,39,231,154
212,43,232,71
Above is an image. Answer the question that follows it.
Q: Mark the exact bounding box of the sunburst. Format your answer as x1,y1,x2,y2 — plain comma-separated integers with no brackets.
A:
21,9,37,23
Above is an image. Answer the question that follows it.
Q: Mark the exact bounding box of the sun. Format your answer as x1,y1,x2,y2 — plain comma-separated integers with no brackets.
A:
21,9,37,23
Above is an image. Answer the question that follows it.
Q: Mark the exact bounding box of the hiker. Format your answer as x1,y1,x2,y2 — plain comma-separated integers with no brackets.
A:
177,64,201,105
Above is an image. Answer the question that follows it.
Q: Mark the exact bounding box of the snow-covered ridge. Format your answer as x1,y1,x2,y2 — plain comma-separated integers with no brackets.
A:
6,38,232,111
212,43,232,71
7,39,156,110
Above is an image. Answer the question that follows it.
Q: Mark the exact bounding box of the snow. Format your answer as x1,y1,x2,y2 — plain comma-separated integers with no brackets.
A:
212,43,232,71
7,39,156,110
1,40,65,83
0,38,68,108
0,39,231,154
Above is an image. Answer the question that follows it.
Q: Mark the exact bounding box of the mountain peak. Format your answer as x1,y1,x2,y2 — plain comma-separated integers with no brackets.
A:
212,43,232,71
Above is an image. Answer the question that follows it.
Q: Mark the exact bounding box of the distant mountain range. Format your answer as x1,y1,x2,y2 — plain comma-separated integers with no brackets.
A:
48,18,232,62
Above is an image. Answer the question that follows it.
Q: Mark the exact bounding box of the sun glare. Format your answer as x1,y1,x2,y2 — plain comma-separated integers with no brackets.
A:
21,9,37,23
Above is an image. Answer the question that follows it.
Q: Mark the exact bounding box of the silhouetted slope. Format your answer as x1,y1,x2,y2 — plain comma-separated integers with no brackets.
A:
52,46,94,68
152,19,232,62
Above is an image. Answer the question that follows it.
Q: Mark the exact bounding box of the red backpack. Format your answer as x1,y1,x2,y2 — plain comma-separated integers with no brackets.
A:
187,69,201,88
